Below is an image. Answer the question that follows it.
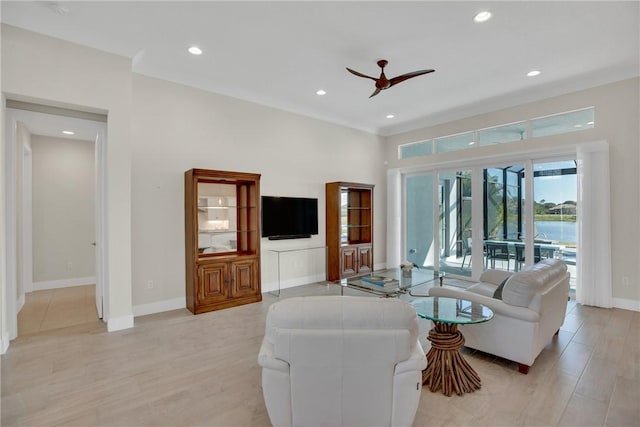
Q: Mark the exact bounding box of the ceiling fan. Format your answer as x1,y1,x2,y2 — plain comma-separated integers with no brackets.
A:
346,59,435,98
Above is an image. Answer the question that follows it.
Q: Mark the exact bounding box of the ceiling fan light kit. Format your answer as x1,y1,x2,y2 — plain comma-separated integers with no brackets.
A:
346,59,435,98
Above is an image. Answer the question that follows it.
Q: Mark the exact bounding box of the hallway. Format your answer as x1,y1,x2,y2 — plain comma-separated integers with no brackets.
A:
17,285,99,336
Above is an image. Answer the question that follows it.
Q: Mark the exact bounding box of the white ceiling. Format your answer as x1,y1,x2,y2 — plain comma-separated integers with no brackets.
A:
2,1,639,136
7,108,105,142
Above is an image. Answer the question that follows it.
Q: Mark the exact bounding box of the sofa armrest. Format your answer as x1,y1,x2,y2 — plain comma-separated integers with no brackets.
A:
394,340,427,375
257,339,290,373
428,287,540,323
478,269,513,286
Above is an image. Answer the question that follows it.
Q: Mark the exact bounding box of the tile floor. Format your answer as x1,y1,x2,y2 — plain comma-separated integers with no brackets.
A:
3,282,639,426
17,285,98,335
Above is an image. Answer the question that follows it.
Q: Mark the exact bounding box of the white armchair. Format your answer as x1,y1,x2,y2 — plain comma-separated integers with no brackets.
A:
258,296,427,427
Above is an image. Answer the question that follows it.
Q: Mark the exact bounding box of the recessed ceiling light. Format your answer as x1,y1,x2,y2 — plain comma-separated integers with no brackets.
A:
316,89,326,96
386,114,395,119
527,70,541,77
474,11,492,23
62,130,75,135
188,46,203,55
468,141,475,145
45,2,70,15
587,121,594,125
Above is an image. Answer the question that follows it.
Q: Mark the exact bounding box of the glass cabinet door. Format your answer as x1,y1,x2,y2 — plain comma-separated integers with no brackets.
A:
340,187,372,245
340,189,348,244
197,182,237,254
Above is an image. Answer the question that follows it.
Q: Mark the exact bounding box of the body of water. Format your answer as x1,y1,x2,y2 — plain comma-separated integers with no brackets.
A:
535,220,576,243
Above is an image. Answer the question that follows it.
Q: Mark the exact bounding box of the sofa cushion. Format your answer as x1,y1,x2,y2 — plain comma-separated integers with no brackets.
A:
502,259,568,307
467,282,499,298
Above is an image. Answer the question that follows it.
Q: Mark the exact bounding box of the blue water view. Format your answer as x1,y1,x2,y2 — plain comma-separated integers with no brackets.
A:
535,220,576,243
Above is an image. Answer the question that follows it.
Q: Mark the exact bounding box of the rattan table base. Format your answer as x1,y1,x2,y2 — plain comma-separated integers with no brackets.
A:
421,321,481,396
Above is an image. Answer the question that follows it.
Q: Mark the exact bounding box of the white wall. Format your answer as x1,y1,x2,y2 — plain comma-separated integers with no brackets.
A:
385,78,640,309
2,24,133,331
0,17,7,350
31,135,95,284
131,74,386,309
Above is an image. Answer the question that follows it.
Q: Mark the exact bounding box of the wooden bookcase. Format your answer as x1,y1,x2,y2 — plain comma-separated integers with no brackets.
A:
326,182,374,281
185,169,261,314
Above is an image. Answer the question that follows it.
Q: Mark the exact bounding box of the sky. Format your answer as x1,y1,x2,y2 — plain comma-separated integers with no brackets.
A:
532,175,577,205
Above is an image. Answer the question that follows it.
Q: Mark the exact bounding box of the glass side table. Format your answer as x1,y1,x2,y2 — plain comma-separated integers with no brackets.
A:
411,296,493,396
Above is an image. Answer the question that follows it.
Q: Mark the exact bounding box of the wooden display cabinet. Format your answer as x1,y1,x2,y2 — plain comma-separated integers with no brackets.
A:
326,182,374,281
185,169,261,314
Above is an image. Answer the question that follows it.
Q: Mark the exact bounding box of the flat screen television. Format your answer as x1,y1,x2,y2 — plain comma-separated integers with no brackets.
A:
261,196,318,240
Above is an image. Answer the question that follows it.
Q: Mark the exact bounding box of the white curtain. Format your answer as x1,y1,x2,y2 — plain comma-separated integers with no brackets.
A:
576,141,612,308
386,169,402,269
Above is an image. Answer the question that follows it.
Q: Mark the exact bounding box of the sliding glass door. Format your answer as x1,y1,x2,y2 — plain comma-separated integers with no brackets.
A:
405,174,435,269
438,170,472,276
404,158,577,284
532,160,578,289
405,171,472,277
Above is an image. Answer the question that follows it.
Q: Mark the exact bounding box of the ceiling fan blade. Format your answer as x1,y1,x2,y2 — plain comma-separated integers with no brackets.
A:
389,69,435,87
369,87,382,98
346,67,378,81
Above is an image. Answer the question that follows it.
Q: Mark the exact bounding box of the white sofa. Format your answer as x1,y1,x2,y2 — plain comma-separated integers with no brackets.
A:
428,258,569,373
258,296,427,427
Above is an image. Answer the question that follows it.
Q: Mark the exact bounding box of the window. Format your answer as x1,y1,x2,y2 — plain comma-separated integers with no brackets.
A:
478,121,526,146
399,140,432,159
531,108,594,138
397,107,594,160
435,132,475,154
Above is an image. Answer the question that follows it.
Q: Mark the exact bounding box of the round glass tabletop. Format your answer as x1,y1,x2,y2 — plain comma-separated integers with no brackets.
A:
411,296,493,325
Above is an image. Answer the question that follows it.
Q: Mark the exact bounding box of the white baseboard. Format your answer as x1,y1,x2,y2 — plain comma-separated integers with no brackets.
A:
107,314,134,332
613,297,640,312
0,331,9,354
374,262,387,271
263,273,326,293
133,297,186,317
32,276,96,291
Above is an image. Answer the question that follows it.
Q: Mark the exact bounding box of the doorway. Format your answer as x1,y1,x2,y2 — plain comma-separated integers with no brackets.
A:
5,104,107,341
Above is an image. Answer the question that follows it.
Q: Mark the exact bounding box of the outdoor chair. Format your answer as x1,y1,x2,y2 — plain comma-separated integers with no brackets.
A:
513,243,542,271
485,241,512,270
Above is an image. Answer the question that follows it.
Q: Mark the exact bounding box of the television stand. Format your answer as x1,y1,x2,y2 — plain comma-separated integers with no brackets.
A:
267,246,326,297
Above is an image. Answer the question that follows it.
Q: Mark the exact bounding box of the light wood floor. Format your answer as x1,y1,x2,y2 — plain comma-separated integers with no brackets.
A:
2,282,639,426
17,285,98,335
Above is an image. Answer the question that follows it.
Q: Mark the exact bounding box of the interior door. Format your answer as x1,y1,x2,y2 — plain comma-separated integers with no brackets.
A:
94,131,104,318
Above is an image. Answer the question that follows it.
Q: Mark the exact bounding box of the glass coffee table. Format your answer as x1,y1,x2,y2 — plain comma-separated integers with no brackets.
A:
340,268,444,297
411,296,493,396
